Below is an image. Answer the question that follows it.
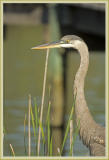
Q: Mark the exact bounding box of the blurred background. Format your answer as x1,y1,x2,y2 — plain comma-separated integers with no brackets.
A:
3,3,105,156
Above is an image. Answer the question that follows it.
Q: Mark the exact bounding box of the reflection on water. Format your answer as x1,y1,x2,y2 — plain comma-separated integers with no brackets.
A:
3,26,105,156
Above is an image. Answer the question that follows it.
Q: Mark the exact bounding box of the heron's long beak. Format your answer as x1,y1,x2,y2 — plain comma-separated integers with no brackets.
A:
31,40,62,50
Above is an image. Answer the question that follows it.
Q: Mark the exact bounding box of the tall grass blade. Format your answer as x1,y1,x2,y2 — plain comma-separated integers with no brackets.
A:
24,113,27,155
9,144,15,156
30,103,36,139
60,94,76,154
47,114,50,155
34,98,38,154
69,120,73,156
60,106,74,154
34,98,38,134
39,119,45,145
45,100,51,156
50,137,52,156
37,48,49,155
28,94,31,156
69,119,80,156
57,147,61,156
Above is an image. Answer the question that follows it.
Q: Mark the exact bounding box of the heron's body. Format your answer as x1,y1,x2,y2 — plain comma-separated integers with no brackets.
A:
32,35,105,156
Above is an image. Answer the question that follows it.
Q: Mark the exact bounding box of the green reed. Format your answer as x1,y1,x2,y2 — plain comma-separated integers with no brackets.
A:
25,93,79,156
7,92,79,156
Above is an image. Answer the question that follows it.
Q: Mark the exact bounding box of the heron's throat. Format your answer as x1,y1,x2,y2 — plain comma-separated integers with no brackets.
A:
74,41,90,129
74,42,89,91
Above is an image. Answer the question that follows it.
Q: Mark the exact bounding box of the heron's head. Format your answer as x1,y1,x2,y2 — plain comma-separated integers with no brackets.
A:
31,35,83,50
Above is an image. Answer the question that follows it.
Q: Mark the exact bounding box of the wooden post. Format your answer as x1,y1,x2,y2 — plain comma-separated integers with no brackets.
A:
49,5,64,127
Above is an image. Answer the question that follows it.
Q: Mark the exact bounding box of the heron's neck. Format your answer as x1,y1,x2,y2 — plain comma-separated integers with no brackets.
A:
74,42,90,119
74,42,89,94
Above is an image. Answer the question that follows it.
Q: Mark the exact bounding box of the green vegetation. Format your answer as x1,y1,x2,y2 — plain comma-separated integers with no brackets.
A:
23,94,79,156
9,93,79,156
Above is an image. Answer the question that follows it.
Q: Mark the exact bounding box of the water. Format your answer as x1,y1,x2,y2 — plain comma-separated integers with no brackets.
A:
3,26,105,156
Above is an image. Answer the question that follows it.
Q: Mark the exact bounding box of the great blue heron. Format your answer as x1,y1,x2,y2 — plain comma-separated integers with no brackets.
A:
32,35,105,156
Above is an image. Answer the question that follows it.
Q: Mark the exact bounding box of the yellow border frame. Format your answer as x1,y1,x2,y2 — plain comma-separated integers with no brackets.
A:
0,0,108,160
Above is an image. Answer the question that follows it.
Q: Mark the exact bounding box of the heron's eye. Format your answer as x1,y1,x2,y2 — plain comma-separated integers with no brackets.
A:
66,40,70,43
